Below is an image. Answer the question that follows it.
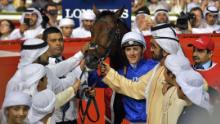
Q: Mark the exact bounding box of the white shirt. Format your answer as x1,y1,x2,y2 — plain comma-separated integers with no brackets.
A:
71,26,91,38
9,26,44,40
47,53,88,122
23,26,44,40
5,51,84,96
192,24,220,34
132,26,151,36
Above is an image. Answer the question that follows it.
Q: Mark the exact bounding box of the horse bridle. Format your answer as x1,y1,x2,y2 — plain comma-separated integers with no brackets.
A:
84,23,121,72
79,23,122,124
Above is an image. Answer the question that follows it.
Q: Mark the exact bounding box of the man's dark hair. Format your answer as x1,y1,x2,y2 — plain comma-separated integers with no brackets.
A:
135,6,150,15
42,27,62,42
44,2,57,11
190,7,204,18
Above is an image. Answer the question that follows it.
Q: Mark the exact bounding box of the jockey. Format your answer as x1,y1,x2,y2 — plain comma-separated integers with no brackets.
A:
88,31,157,124
118,32,158,124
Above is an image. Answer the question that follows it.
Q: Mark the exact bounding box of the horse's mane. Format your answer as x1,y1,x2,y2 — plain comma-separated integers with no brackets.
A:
95,10,130,32
95,11,115,20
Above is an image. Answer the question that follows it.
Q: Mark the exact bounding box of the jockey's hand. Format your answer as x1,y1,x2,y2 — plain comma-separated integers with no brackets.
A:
81,42,90,54
100,62,110,76
85,87,96,97
72,79,81,93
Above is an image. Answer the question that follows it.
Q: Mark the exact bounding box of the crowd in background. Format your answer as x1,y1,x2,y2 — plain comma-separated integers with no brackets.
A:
0,0,220,124
0,0,219,41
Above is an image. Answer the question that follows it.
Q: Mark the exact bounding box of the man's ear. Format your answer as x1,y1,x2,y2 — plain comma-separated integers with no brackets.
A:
162,50,169,58
208,50,213,59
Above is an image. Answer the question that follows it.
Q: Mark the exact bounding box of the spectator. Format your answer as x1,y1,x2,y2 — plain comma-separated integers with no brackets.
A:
44,2,59,27
5,38,50,96
1,91,31,124
0,19,15,40
200,0,219,11
30,0,51,9
204,6,220,30
44,27,90,124
16,0,27,12
176,70,212,124
58,18,75,39
169,0,186,14
5,37,86,95
162,54,211,124
192,5,220,33
148,0,169,14
188,36,220,93
44,27,93,124
162,54,192,124
27,84,80,124
28,89,56,124
132,0,146,13
184,1,200,12
0,0,16,12
175,6,206,34
154,6,169,24
9,8,44,40
190,7,206,28
132,6,154,36
72,10,96,38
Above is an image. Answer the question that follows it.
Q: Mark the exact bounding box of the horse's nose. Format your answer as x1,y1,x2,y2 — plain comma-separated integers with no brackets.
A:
85,55,99,71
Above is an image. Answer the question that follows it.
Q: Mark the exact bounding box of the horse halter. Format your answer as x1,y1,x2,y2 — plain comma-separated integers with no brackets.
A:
84,23,121,72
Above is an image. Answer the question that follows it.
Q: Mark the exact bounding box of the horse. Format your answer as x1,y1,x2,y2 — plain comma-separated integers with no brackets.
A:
84,6,130,71
80,6,130,124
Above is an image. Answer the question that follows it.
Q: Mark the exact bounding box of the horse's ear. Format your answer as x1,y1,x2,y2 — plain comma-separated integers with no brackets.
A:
93,5,100,16
114,7,124,19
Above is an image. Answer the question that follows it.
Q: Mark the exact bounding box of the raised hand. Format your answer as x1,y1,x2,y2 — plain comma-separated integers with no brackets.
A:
72,79,81,93
100,62,110,76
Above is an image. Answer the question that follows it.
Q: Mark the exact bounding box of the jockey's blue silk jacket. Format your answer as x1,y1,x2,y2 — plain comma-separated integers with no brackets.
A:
117,59,157,122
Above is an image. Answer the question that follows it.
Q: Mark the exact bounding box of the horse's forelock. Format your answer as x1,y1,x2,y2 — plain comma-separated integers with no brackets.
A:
95,11,115,20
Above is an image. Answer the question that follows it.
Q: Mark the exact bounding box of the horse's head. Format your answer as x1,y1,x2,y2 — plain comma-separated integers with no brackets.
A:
84,6,129,71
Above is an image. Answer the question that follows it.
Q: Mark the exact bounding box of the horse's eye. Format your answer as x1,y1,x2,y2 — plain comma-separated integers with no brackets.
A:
89,43,98,49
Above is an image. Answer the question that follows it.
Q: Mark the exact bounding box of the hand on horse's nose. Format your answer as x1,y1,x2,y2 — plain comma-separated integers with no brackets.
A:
81,42,90,54
80,59,86,70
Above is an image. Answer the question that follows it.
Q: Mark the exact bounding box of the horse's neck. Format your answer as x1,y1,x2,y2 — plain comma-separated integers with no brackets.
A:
110,57,123,70
110,22,129,70
109,49,124,70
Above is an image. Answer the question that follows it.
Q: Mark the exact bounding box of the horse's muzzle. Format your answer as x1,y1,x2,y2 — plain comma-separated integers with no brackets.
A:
84,55,100,72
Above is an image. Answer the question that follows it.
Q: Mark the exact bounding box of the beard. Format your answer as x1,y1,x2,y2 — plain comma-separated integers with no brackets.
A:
35,56,49,66
152,49,164,61
193,56,200,64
